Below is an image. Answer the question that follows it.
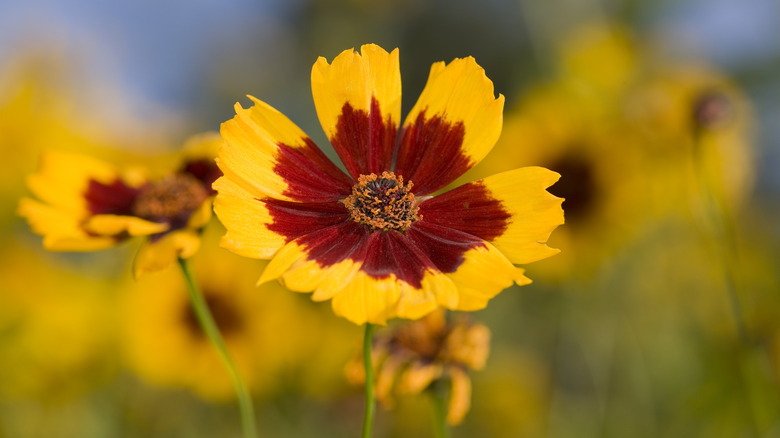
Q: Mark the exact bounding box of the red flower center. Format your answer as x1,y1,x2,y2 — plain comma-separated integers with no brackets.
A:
132,173,208,223
342,171,421,232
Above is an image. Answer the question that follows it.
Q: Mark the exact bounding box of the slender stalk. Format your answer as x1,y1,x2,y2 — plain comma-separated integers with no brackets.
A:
429,381,450,438
362,323,376,438
177,258,257,438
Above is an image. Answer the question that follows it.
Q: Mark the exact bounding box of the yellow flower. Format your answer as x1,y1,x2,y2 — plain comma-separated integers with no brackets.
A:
18,133,222,277
120,239,307,401
347,310,490,425
214,44,564,325
624,64,755,214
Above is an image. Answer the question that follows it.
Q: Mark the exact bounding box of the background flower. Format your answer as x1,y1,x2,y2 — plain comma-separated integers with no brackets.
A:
18,133,221,276
346,310,491,425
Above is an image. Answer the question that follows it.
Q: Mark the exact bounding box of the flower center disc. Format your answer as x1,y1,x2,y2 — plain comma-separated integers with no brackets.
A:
132,173,208,222
343,171,420,232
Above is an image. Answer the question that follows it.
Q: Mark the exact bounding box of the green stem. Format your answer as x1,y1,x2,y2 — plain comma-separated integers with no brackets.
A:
177,258,257,438
362,323,376,438
430,382,450,438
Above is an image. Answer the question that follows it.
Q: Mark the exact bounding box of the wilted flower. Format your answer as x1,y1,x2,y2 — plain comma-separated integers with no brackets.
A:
347,310,489,425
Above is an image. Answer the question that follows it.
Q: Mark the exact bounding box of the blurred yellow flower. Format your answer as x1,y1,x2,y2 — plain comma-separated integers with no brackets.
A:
625,65,755,215
347,310,490,425
120,239,309,401
18,133,222,277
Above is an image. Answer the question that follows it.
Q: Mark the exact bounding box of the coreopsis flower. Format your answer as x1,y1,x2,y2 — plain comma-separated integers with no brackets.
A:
214,44,564,325
18,133,222,277
346,310,490,425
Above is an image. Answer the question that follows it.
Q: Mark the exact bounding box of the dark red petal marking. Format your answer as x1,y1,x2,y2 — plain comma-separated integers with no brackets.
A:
296,221,370,266
417,181,509,242
359,231,437,288
181,158,222,194
330,97,398,179
264,198,351,243
264,195,495,289
274,137,355,202
406,221,487,275
84,179,141,215
393,110,471,196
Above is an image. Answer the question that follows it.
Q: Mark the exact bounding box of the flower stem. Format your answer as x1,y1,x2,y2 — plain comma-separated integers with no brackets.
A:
177,258,257,438
430,381,450,438
362,323,376,438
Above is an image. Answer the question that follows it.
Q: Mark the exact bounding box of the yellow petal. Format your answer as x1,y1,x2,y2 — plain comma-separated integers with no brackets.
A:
398,362,443,394
186,197,214,229
213,176,287,259
480,167,564,264
311,44,401,177
219,96,352,203
444,322,491,370
17,198,119,251
133,231,201,278
330,272,402,325
394,270,457,320
446,366,472,425
283,258,362,301
395,57,504,194
26,150,121,213
256,241,309,285
448,242,530,312
375,354,405,404
310,259,364,302
84,215,169,236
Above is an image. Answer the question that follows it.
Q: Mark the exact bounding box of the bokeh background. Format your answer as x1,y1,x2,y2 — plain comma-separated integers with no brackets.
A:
2,0,780,437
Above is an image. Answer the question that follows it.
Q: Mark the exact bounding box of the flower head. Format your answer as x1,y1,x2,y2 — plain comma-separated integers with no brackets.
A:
346,310,490,425
18,133,222,277
214,44,564,325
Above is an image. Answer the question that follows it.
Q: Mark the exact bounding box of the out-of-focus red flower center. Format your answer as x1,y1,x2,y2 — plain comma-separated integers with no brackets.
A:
132,173,208,222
